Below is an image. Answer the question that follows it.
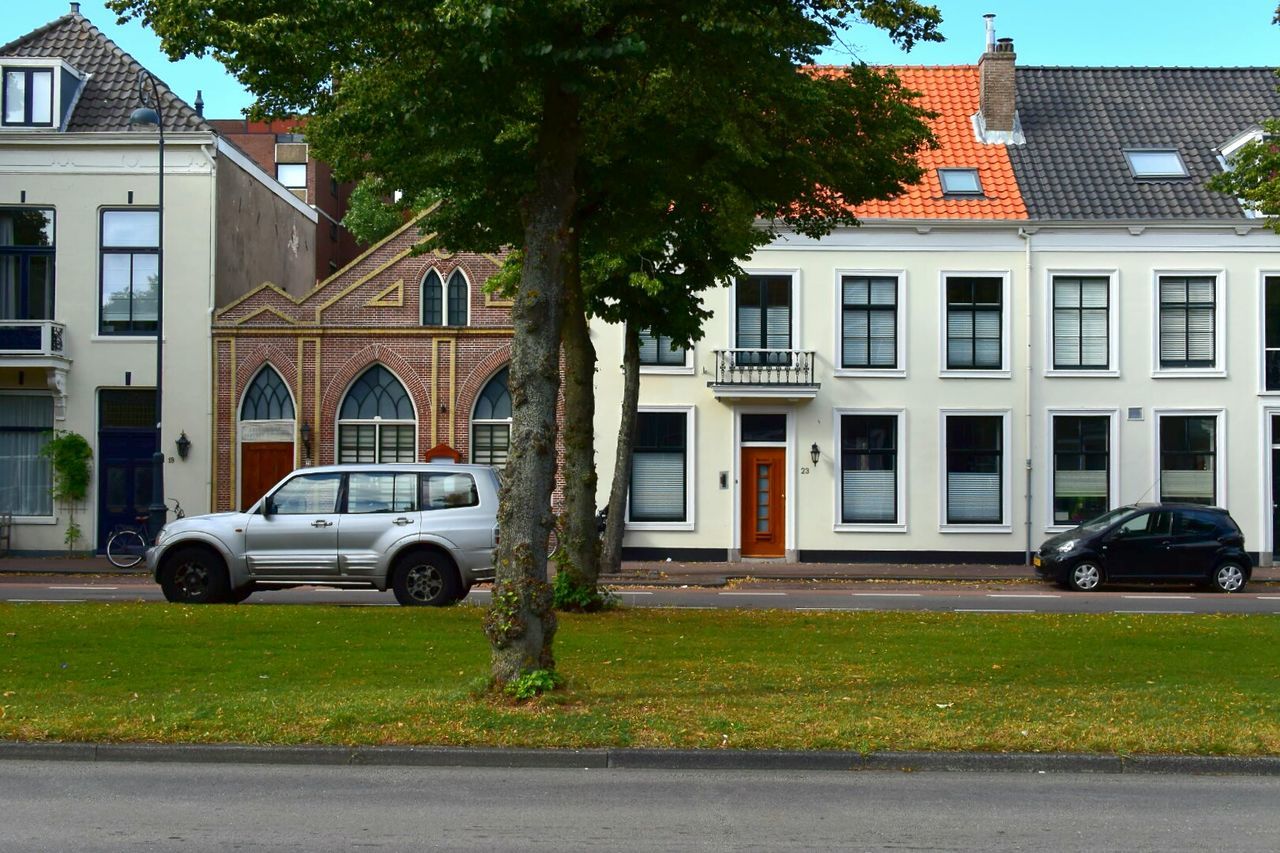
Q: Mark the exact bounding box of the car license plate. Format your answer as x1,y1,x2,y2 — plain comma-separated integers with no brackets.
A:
1032,555,1041,567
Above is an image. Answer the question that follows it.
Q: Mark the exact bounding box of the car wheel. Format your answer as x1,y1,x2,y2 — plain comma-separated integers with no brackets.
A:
1067,560,1103,592
1210,561,1247,593
391,551,460,606
159,547,230,604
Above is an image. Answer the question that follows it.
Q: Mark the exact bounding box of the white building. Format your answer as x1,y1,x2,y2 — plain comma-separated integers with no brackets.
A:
0,7,315,552
593,36,1280,565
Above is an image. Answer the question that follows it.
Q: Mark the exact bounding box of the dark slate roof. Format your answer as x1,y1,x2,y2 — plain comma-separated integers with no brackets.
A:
0,10,211,133
1010,67,1280,220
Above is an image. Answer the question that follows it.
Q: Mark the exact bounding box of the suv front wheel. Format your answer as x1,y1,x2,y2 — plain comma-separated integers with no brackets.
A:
159,547,231,604
391,551,461,606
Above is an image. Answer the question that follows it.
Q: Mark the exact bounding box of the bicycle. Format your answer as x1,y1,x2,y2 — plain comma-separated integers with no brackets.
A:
547,506,608,562
105,499,185,568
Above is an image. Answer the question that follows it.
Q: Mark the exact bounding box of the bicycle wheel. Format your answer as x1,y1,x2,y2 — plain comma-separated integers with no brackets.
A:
547,524,561,561
106,528,146,568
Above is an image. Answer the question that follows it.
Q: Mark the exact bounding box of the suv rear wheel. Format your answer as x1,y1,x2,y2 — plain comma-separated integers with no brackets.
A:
391,551,461,606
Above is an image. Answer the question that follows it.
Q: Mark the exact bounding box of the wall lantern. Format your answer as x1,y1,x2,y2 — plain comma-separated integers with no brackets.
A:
174,431,191,460
810,442,821,465
300,421,313,455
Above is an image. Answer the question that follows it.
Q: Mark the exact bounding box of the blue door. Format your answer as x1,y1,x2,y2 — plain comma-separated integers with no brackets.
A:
97,390,157,551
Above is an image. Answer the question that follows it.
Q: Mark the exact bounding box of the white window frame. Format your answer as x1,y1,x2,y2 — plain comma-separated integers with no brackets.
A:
0,58,81,131
938,270,1012,379
634,328,695,376
1257,269,1280,395
625,405,696,532
1043,268,1120,378
1043,408,1120,533
1152,408,1227,510
833,268,906,378
938,408,1012,533
1123,148,1189,179
833,407,907,533
728,269,801,356
730,406,795,555
1151,269,1226,378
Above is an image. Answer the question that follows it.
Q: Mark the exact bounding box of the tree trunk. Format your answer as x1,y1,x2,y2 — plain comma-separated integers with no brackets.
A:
557,252,601,595
600,320,640,575
485,81,580,688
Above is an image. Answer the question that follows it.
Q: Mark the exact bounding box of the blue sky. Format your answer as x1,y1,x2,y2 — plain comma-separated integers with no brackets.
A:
7,0,1280,119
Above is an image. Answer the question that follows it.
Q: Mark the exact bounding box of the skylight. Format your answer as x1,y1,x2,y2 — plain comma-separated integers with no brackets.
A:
1123,149,1188,179
938,168,983,196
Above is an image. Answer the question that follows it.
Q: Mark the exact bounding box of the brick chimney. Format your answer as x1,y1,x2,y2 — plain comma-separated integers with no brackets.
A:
976,15,1020,143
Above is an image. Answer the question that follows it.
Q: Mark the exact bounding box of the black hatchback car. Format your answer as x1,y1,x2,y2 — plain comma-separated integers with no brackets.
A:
1033,504,1251,592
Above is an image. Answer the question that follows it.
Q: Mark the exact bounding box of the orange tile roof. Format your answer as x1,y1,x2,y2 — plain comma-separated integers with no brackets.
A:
850,66,1027,221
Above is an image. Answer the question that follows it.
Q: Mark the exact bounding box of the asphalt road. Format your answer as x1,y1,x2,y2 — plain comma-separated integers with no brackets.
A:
2,761,1278,851
3,576,1280,614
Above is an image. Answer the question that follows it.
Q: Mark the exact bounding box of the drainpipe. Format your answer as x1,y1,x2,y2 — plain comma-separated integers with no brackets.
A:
1019,227,1034,565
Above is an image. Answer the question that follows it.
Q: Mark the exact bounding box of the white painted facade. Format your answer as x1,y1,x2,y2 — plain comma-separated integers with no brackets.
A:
591,220,1280,564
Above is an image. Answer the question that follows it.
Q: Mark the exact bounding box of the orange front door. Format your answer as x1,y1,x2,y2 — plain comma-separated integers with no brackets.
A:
241,441,295,510
741,447,786,557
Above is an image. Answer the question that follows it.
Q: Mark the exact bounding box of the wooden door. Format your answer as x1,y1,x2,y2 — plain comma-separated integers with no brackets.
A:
741,447,785,557
241,442,295,510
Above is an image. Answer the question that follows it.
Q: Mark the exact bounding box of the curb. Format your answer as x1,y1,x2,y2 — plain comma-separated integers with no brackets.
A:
2,742,1278,775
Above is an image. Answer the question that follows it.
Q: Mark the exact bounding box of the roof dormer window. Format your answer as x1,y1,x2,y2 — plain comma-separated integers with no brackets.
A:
3,67,54,127
1123,149,1188,180
938,168,983,196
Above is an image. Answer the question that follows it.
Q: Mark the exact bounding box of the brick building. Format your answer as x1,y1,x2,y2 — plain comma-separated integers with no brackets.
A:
212,213,517,511
209,117,362,281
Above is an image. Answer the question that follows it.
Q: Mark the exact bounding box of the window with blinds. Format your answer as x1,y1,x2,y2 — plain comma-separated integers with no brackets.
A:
840,415,897,524
629,411,687,523
1158,276,1215,368
0,394,52,516
1159,415,1216,505
735,275,792,365
638,328,686,366
945,277,1002,370
841,275,897,369
1266,277,1280,390
1052,276,1109,369
337,366,416,463
471,367,511,466
945,415,1003,524
1053,415,1109,525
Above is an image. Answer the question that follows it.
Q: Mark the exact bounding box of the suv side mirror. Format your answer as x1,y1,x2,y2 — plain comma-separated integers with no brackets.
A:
262,497,275,517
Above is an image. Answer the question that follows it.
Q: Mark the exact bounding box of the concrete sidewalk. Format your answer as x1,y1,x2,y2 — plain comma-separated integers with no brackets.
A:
3,553,1279,585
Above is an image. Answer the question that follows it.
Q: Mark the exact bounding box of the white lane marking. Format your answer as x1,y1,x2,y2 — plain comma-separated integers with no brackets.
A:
615,591,654,596
1122,595,1193,600
954,608,1034,613
797,607,869,612
8,598,85,603
1114,609,1194,615
987,593,1060,599
853,592,922,598
48,585,118,591
718,592,788,597
1257,596,1280,600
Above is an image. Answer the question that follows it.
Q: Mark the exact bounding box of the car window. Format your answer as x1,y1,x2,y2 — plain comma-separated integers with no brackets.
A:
1079,507,1135,532
1175,510,1222,538
346,472,419,514
1114,512,1153,536
1149,511,1173,536
270,473,341,515
421,472,479,510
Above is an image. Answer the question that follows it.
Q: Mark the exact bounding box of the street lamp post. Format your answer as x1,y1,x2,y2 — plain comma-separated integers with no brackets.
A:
129,71,166,541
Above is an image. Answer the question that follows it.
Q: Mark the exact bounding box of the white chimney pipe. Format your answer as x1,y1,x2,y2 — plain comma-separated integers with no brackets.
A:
984,13,996,53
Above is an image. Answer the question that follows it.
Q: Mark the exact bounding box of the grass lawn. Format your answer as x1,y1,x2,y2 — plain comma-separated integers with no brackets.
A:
1,603,1278,755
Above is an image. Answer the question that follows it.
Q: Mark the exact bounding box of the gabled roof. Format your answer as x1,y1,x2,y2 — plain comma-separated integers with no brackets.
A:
0,9,210,133
852,66,1027,221
1009,67,1280,220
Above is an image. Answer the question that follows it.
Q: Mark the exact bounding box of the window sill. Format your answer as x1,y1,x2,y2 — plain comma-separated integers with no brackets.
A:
832,368,906,379
939,370,1011,380
9,515,56,525
625,521,695,532
90,335,163,344
638,365,695,376
1151,369,1227,379
833,522,907,533
939,523,1012,534
1044,369,1120,379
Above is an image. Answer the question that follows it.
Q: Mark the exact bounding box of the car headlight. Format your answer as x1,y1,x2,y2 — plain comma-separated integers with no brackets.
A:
1056,540,1078,554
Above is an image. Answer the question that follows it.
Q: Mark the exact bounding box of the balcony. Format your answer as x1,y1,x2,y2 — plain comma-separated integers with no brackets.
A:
0,320,70,367
707,349,819,401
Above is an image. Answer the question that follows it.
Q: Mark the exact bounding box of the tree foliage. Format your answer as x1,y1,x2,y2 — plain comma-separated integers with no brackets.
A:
1207,118,1280,228
341,178,408,246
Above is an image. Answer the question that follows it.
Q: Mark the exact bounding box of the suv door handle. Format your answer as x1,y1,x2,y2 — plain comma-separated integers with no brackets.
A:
311,520,333,528
393,517,413,526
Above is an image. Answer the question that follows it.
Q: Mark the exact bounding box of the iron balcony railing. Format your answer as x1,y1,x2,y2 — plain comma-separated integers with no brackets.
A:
0,320,66,358
710,349,818,387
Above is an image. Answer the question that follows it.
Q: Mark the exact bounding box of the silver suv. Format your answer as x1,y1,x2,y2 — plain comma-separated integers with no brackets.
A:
147,463,499,606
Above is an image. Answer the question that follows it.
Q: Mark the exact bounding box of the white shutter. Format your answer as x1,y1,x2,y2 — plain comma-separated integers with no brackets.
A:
843,277,868,304
1187,306,1215,363
638,330,657,364
869,278,896,304
1055,469,1107,498
947,473,1001,523
869,310,896,366
1161,468,1214,502
1159,309,1187,363
842,470,896,523
1081,278,1108,308
1055,309,1081,366
631,452,685,521
1160,279,1186,305
736,307,761,349
1187,278,1215,303
765,305,790,349
1054,279,1080,308
843,310,868,365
